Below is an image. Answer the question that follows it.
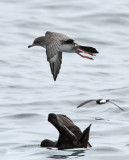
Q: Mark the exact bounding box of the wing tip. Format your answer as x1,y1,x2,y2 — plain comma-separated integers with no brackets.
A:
54,77,57,81
77,105,81,108
53,73,57,81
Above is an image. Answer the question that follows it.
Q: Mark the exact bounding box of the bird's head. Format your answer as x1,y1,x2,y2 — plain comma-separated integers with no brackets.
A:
28,36,45,48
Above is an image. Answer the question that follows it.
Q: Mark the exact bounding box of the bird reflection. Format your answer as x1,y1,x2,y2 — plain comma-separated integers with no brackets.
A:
48,149,86,159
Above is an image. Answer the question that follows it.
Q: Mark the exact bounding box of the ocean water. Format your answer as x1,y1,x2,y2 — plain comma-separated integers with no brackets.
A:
0,0,129,159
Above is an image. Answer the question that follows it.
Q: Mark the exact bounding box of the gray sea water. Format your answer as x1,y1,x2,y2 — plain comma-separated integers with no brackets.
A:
0,0,129,159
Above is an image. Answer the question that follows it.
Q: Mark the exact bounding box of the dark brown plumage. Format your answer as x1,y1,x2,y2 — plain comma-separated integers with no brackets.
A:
40,113,92,149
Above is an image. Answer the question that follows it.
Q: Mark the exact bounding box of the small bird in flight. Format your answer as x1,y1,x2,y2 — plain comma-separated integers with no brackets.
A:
28,31,98,81
77,99,124,111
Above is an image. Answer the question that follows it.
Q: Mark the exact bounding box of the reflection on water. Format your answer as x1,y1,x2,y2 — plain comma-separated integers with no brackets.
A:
48,149,85,159
0,0,129,160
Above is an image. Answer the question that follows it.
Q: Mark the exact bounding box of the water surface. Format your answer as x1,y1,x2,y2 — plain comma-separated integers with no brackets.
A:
0,0,129,160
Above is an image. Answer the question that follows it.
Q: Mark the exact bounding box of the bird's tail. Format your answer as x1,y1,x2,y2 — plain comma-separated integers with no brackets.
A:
77,45,98,60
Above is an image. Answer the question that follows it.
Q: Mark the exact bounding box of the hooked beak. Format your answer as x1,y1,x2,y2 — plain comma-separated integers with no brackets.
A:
28,44,35,48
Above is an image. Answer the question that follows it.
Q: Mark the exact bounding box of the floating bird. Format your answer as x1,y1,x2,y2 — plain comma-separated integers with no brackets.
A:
28,31,98,81
77,99,124,111
40,113,92,149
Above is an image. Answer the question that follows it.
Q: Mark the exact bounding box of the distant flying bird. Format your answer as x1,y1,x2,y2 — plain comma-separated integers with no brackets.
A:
77,99,124,111
28,31,98,81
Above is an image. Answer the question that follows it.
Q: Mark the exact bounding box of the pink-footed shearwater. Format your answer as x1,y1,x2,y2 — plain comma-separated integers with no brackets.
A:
28,31,98,81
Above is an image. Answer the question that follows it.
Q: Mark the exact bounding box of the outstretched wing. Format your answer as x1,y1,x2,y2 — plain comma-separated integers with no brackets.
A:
45,31,70,81
80,124,92,148
109,100,124,111
77,99,96,108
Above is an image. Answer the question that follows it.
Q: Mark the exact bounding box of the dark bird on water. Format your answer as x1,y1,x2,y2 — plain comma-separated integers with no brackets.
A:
40,113,92,149
28,31,98,81
77,99,124,111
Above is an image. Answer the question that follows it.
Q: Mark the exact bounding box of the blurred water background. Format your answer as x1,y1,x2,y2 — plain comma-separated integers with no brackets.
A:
0,0,129,159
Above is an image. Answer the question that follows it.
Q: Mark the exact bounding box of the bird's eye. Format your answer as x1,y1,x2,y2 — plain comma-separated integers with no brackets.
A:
34,41,39,44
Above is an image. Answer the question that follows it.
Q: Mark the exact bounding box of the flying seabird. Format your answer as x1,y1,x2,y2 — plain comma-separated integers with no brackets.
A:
77,99,124,111
28,31,98,81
